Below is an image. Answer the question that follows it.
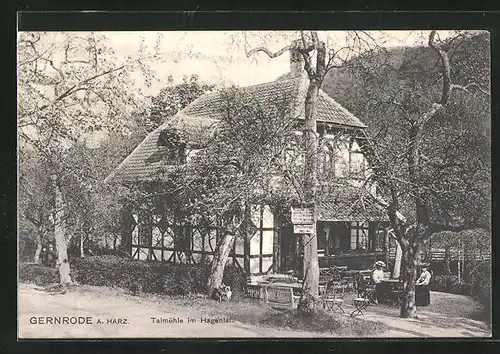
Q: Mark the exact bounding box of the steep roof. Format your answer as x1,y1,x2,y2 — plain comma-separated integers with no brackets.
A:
104,115,218,183
179,74,366,127
105,74,367,184
317,184,389,222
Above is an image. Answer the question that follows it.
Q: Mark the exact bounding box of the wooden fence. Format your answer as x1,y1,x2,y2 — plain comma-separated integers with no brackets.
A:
388,246,491,261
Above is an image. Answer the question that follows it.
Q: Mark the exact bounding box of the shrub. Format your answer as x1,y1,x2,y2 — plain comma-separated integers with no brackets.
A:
69,255,246,296
20,256,249,297
429,275,468,295
223,262,247,292
465,261,491,317
19,263,59,286
429,262,491,322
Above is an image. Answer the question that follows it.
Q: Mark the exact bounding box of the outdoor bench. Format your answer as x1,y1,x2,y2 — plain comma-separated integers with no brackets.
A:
246,283,301,309
264,285,301,309
246,283,265,300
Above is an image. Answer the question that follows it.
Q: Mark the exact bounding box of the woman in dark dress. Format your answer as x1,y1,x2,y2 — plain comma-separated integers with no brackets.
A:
415,266,432,306
44,244,57,268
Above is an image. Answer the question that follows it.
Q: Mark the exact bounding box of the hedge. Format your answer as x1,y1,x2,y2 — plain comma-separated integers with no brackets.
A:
429,262,491,317
19,255,247,296
19,263,59,286
429,275,468,295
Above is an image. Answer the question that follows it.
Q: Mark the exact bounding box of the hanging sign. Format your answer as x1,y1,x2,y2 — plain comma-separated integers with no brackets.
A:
293,224,315,234
291,206,314,224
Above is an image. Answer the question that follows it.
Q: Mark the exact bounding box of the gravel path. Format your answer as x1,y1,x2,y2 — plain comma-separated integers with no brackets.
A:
18,283,491,339
18,283,329,338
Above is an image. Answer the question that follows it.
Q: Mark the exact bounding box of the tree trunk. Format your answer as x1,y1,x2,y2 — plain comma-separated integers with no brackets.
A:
399,122,425,318
34,228,43,264
52,174,72,285
298,78,320,311
120,208,133,255
302,225,319,288
301,222,319,302
392,239,402,279
444,248,451,275
457,257,461,284
80,233,85,258
384,229,390,267
207,231,235,295
400,240,420,318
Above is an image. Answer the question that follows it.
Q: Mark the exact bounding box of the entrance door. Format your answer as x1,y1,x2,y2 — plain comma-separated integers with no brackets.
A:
329,222,350,254
279,223,296,272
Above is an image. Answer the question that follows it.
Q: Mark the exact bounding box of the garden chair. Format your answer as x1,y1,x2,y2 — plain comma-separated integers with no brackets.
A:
322,281,346,314
342,274,356,293
355,272,378,305
351,297,370,317
320,266,343,285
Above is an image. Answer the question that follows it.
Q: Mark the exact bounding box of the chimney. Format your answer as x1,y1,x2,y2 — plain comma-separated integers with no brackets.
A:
289,39,305,77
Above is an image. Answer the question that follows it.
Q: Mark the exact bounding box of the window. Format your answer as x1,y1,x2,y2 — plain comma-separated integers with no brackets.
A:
157,130,187,164
350,152,365,178
175,225,192,251
369,222,387,252
318,145,335,176
138,211,152,246
335,153,349,178
318,136,368,179
350,221,369,251
335,137,351,178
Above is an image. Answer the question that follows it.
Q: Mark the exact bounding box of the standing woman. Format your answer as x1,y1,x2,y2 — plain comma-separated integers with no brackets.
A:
415,265,432,306
371,261,386,305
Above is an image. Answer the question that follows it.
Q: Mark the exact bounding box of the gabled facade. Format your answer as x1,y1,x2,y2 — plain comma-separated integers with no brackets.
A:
106,72,390,274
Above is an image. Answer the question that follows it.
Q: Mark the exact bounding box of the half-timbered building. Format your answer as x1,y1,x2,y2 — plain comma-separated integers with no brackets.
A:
105,57,392,275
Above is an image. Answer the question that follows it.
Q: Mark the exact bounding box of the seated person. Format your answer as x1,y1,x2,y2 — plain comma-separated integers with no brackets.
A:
371,261,385,283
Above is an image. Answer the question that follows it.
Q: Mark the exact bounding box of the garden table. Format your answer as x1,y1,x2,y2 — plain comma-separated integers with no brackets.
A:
379,279,403,306
381,279,400,283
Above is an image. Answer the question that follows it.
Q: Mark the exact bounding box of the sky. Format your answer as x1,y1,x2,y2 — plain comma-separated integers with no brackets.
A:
17,30,461,149
97,30,451,96
19,30,456,97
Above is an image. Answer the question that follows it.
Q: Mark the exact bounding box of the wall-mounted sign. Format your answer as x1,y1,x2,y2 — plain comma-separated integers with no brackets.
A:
293,224,314,234
291,206,314,225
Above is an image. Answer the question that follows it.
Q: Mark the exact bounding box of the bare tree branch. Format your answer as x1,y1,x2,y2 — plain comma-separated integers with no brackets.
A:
419,102,443,127
18,44,56,67
245,45,292,59
429,30,451,105
27,65,126,116
451,82,490,96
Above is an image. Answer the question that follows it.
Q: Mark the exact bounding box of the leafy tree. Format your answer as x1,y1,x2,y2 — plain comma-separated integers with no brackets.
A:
243,30,378,311
17,32,160,284
146,74,216,132
325,31,490,317
104,74,217,253
185,90,298,294
18,149,54,262
129,87,298,295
